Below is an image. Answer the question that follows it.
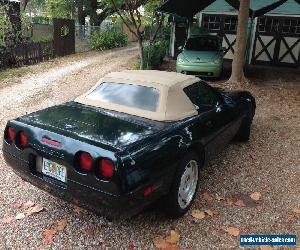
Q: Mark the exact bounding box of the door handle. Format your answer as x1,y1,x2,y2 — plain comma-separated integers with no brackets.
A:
205,121,213,128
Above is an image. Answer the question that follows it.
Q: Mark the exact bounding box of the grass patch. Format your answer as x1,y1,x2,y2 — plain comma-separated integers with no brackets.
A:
0,67,31,81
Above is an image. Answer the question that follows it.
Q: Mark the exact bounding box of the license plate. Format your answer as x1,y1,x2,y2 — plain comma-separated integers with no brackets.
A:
42,158,67,183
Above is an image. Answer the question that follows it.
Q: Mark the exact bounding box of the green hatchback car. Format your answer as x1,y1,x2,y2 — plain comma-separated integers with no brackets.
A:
176,35,224,78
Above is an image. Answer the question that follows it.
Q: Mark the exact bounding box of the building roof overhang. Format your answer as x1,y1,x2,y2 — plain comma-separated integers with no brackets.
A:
159,0,296,18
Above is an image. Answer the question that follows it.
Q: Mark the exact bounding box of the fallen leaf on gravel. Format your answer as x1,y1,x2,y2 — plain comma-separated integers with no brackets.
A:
235,200,246,207
73,205,83,214
292,208,300,214
222,227,240,237
256,205,263,211
56,219,67,231
203,192,212,202
15,213,26,220
216,193,225,202
0,216,16,224
226,198,234,206
260,246,272,250
166,230,180,244
191,210,205,219
23,201,35,209
26,205,44,216
72,198,80,205
40,219,69,247
204,209,214,216
12,202,23,209
42,228,56,245
153,238,179,250
128,242,137,249
250,192,262,201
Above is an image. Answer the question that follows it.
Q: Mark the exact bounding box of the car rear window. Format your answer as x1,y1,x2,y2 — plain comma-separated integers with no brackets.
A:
86,82,159,112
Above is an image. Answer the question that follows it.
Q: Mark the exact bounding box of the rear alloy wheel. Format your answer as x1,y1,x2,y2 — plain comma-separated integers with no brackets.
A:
178,160,199,209
162,152,200,218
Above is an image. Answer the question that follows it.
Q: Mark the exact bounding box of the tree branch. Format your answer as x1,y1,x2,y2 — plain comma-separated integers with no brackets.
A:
150,12,164,43
110,0,139,38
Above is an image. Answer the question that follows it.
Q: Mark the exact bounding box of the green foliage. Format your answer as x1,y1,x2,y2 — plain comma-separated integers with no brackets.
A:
30,34,53,42
32,15,51,24
90,30,128,51
19,13,32,41
0,4,13,48
144,0,164,14
143,40,168,69
45,0,74,19
0,67,31,81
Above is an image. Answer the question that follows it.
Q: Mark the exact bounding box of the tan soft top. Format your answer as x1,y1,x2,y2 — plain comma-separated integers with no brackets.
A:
75,70,199,122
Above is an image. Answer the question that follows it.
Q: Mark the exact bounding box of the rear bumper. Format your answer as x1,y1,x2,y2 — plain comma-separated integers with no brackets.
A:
2,148,157,220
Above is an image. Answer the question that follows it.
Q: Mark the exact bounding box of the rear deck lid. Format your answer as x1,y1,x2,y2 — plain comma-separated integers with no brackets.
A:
18,102,159,150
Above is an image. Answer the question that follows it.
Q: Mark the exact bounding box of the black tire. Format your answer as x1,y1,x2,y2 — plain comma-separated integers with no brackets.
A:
234,106,254,142
162,151,201,218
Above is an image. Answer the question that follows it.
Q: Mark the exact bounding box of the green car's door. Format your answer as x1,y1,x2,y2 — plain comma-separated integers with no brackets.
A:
183,81,234,160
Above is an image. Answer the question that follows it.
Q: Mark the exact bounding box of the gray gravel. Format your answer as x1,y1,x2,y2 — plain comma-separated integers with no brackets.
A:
0,51,299,250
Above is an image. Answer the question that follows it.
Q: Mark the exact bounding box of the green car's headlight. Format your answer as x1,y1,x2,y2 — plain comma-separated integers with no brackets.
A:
213,58,222,64
177,55,187,64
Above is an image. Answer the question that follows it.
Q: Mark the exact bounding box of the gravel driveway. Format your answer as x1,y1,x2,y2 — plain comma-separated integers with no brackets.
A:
0,49,299,250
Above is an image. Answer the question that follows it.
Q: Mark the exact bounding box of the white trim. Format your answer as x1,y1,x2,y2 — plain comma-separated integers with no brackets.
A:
187,22,192,38
265,13,300,17
171,23,176,58
201,11,238,16
198,12,203,27
248,17,258,64
200,12,299,18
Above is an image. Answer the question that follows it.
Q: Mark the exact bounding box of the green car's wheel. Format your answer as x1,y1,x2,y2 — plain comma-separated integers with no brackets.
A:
162,151,200,218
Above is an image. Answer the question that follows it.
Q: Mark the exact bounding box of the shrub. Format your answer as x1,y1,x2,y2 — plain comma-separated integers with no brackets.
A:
142,40,168,69
90,30,128,51
32,16,51,24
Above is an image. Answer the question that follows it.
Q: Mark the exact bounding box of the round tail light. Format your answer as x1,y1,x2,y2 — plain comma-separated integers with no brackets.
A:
98,159,114,178
19,131,28,147
5,126,15,144
78,152,93,171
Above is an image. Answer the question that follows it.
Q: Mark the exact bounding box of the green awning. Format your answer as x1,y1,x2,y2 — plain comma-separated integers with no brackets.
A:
225,0,289,17
159,0,294,18
159,0,216,17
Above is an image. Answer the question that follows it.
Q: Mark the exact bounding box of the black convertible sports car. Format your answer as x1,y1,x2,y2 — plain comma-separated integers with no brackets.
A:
3,70,255,219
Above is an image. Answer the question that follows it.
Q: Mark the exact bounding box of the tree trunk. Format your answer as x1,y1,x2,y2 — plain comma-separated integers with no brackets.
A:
138,37,144,69
77,0,85,26
228,0,250,84
89,0,99,26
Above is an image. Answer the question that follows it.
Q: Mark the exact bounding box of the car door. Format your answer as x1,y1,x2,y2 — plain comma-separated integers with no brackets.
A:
183,81,233,160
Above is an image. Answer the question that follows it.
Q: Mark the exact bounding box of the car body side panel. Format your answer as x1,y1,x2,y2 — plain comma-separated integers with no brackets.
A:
122,90,254,196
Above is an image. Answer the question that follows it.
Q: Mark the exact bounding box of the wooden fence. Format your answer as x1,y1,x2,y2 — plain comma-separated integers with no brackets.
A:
14,41,54,66
0,41,54,69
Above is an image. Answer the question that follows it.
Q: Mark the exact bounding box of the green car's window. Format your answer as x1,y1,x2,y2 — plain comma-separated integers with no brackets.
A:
184,82,219,108
86,82,159,112
185,37,220,51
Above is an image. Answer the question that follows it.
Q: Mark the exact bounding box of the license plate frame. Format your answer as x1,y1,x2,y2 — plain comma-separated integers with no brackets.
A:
42,158,67,183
